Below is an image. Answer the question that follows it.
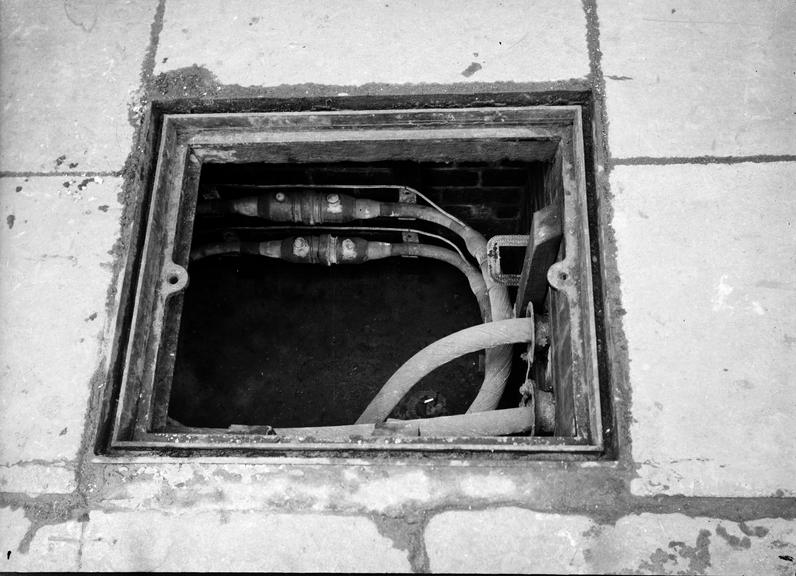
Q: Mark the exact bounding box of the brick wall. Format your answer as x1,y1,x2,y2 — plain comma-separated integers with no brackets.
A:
205,160,547,237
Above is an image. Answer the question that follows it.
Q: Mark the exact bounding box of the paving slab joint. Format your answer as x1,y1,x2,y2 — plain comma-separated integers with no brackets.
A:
612,154,796,166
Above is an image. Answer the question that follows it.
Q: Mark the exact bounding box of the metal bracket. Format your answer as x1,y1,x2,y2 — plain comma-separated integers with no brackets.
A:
398,187,419,247
514,203,564,317
487,204,564,312
486,235,529,286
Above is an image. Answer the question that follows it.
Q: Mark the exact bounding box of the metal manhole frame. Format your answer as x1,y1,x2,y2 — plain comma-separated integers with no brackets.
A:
106,105,603,456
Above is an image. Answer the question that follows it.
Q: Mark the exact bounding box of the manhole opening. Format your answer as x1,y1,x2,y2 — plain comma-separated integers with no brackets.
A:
106,104,605,455
169,160,543,430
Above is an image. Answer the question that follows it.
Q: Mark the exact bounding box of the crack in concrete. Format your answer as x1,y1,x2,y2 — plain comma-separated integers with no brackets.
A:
76,516,88,571
0,459,75,469
0,170,120,178
581,0,633,482
582,0,611,168
612,154,796,166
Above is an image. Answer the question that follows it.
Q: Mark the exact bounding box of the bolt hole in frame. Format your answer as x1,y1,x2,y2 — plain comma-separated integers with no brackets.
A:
104,104,605,457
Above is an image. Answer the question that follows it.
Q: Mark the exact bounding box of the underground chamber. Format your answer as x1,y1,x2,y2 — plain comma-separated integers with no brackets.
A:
164,160,562,440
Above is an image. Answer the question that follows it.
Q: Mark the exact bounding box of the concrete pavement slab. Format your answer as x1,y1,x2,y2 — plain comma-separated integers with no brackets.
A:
0,463,77,496
591,514,794,575
154,0,590,87
611,163,796,496
0,177,124,474
600,0,796,158
425,508,594,573
425,509,795,574
0,507,82,572
0,0,157,172
79,509,410,572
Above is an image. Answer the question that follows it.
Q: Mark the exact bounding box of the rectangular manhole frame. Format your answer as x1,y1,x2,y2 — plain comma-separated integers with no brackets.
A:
104,105,604,456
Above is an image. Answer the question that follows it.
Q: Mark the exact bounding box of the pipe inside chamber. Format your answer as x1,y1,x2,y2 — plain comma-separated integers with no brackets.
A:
190,185,531,435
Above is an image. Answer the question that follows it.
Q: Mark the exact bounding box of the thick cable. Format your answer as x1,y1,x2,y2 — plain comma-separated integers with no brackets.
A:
212,184,468,228
376,202,514,413
196,188,515,413
190,240,491,321
356,318,532,424
390,243,490,322
197,225,468,262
